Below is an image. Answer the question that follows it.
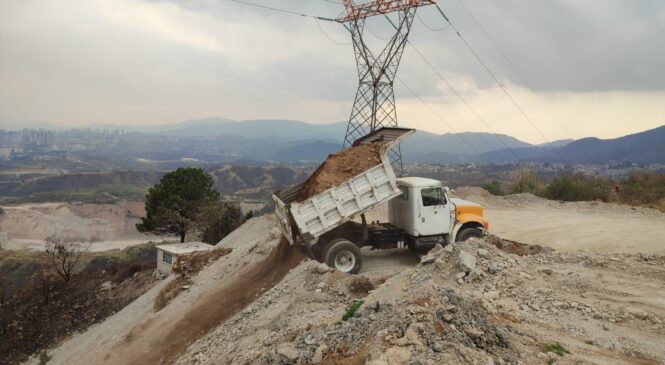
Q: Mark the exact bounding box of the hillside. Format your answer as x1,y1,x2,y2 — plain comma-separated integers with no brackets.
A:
33,197,665,365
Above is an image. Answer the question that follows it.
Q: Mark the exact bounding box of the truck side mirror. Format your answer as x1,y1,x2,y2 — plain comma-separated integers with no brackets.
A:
443,187,450,194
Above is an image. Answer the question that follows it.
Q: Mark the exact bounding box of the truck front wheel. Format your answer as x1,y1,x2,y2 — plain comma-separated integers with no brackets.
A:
456,227,483,242
324,239,363,274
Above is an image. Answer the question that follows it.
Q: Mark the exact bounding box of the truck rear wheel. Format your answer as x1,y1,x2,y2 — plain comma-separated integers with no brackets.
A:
456,227,483,242
324,239,363,274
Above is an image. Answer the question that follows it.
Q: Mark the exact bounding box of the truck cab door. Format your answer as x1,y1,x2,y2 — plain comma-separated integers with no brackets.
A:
417,186,452,236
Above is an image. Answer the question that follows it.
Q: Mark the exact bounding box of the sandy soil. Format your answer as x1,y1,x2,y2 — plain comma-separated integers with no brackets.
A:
0,201,161,251
454,187,665,254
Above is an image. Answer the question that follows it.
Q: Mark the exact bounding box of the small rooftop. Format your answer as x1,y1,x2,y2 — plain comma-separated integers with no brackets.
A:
156,242,213,255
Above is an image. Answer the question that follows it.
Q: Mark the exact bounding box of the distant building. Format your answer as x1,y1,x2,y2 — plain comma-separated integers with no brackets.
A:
155,242,213,275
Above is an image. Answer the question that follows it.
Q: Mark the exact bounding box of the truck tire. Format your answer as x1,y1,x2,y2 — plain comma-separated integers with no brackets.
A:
456,227,483,242
324,239,363,274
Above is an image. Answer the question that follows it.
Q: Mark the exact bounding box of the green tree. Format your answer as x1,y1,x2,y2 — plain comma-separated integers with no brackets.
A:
481,180,503,196
137,168,220,243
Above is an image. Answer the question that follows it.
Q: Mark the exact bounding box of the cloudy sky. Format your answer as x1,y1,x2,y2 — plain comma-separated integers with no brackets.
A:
1,0,664,143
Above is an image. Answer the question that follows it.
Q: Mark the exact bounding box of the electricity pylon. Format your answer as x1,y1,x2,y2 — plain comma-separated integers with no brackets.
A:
338,0,434,175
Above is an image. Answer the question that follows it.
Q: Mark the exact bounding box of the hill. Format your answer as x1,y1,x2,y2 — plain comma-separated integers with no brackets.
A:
557,125,665,164
21,118,665,164
486,125,665,164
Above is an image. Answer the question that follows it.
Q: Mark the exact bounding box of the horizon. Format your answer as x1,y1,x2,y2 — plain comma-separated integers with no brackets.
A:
2,1,665,144
0,117,662,144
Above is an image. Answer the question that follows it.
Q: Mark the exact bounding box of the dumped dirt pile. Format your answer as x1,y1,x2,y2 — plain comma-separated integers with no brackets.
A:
173,248,233,278
105,237,305,365
486,234,553,256
298,142,383,202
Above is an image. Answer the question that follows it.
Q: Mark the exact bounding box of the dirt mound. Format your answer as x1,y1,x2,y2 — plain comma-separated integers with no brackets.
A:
173,248,233,278
298,142,382,202
486,235,552,256
110,237,305,365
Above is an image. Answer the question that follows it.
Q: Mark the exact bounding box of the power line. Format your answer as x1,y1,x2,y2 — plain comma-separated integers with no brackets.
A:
315,18,350,45
385,15,523,161
366,23,392,41
416,12,449,32
230,0,334,21
397,77,490,164
454,0,575,141
403,57,523,161
434,4,567,163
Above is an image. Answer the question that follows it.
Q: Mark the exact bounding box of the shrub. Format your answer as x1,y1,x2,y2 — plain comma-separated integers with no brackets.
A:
544,172,612,202
509,171,543,195
38,352,52,365
618,171,665,211
541,342,570,356
342,299,364,321
481,180,503,196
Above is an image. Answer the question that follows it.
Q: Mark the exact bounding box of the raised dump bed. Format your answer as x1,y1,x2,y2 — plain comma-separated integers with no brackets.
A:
273,127,415,246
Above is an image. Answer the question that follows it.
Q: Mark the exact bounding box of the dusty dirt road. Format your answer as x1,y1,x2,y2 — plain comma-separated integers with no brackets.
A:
454,188,665,254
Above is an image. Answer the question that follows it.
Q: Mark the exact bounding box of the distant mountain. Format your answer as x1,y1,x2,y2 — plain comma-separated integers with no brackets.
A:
43,117,665,165
404,131,532,156
556,125,665,164
486,125,665,164
271,141,342,162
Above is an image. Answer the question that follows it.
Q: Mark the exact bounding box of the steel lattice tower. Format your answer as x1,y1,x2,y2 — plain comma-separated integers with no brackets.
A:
338,0,434,175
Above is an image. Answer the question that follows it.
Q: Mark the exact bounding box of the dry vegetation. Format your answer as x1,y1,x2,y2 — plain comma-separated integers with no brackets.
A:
0,242,159,364
495,170,665,212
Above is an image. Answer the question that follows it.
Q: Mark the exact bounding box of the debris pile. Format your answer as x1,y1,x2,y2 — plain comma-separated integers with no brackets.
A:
176,236,665,365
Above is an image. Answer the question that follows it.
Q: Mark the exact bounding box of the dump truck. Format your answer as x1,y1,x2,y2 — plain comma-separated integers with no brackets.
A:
273,127,489,274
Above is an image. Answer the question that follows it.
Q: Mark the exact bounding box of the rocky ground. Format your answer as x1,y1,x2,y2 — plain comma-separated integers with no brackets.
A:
173,238,665,365
31,192,665,365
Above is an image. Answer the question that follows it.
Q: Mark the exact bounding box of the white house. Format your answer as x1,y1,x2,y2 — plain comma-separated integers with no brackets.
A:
156,242,213,275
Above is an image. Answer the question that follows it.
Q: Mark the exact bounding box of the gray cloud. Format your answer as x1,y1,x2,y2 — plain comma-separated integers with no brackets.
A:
0,0,664,129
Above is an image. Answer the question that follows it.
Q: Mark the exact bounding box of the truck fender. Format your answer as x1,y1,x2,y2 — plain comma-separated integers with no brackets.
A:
452,216,488,242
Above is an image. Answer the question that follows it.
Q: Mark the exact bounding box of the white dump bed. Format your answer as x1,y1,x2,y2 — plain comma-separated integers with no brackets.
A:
273,128,415,245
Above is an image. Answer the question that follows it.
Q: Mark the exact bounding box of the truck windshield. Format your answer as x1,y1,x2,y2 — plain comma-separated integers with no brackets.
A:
421,187,446,207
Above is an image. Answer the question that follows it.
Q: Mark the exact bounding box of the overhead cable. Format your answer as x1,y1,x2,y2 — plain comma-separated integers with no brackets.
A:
385,15,523,161
454,0,575,141
397,77,490,164
434,4,567,162
230,0,335,21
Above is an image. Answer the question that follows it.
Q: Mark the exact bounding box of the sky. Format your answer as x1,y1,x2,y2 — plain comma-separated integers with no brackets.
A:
1,0,665,144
